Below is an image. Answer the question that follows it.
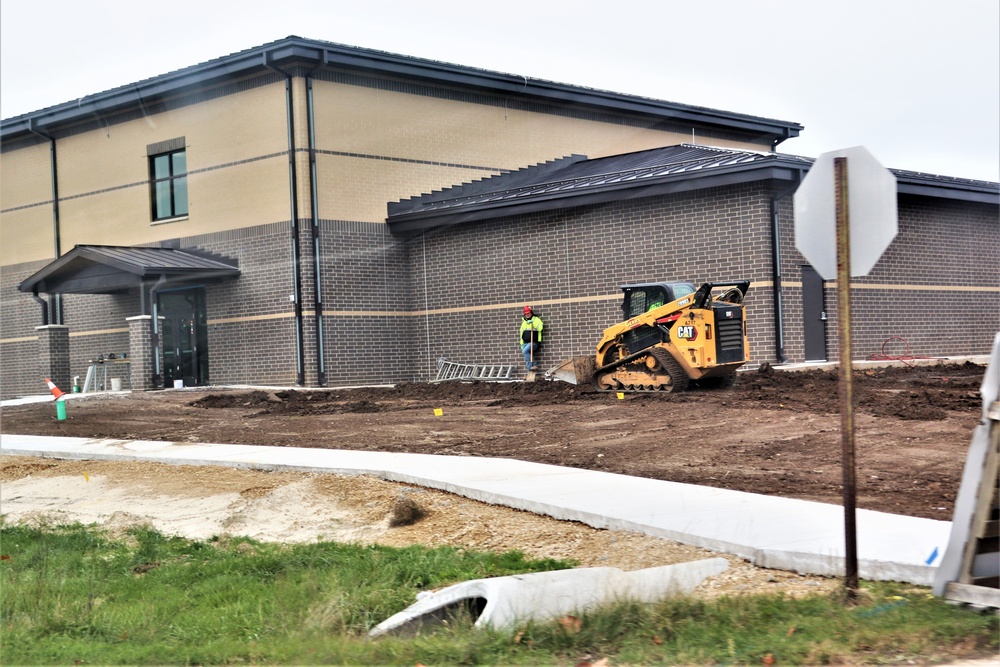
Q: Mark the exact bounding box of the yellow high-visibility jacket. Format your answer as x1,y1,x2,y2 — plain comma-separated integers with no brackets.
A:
519,316,543,344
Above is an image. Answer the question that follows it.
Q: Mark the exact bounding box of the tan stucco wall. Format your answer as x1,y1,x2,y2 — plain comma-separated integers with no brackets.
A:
2,82,290,265
316,82,704,165
310,80,765,223
1,142,55,265
315,154,490,226
2,73,772,265
0,206,54,265
0,141,52,208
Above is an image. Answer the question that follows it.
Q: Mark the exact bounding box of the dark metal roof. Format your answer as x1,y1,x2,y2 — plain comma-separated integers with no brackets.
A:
891,168,1000,203
386,144,1000,232
1,36,802,145
386,145,811,231
19,245,240,294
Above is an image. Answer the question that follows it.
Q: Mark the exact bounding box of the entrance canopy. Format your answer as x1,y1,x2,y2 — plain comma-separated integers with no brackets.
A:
19,245,240,295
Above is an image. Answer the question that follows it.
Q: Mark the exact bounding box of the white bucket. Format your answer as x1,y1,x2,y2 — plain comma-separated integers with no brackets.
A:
110,378,123,392
173,379,184,389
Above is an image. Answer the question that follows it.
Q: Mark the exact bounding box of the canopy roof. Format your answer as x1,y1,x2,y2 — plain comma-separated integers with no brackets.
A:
19,245,240,294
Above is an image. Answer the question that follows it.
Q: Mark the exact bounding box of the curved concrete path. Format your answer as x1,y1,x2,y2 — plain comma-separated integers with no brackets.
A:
0,433,948,585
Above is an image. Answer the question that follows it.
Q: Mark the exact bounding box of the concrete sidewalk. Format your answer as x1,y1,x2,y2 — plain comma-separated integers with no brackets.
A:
0,433,949,585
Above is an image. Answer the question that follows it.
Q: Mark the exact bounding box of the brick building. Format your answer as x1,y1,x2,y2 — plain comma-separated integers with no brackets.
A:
2,36,997,398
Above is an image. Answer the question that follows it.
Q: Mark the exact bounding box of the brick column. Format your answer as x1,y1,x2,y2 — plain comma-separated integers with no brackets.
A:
127,315,160,391
36,325,70,393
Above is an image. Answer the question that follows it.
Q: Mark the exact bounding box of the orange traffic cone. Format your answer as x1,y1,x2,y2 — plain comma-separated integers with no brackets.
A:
45,378,66,400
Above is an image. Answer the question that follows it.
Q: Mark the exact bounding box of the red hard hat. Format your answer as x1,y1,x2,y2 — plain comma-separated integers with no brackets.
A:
523,305,533,315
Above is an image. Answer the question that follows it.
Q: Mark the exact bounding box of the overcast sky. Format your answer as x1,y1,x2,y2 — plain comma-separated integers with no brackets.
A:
2,0,997,181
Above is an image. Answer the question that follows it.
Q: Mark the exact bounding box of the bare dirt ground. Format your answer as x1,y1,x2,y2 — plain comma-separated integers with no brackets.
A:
0,362,987,601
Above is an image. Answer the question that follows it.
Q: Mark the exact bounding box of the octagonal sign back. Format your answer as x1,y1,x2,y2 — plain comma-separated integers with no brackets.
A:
793,146,898,280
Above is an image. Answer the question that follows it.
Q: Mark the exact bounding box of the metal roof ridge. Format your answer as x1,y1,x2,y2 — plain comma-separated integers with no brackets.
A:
392,154,588,205
404,146,786,208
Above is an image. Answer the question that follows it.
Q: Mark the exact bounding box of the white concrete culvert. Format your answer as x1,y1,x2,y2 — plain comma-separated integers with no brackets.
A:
368,557,729,637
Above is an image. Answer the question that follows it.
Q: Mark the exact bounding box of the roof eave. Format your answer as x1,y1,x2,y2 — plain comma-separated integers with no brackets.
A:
18,246,240,294
388,162,806,233
894,179,1000,205
2,43,309,138
2,37,801,142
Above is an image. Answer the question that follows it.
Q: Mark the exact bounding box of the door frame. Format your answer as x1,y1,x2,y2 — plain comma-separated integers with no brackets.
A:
801,265,827,362
158,286,209,386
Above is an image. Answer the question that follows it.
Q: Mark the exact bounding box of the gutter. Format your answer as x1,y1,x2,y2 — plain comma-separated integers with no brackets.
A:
263,52,307,387
31,291,50,326
1,37,802,145
26,119,63,325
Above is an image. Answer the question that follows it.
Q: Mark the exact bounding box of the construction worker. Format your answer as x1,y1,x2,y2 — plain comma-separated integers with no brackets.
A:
519,306,544,371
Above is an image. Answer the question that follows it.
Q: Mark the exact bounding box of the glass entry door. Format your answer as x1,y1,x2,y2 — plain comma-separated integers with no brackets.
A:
159,288,208,386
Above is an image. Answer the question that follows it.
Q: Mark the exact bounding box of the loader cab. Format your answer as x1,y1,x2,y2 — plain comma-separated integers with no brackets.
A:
620,282,696,320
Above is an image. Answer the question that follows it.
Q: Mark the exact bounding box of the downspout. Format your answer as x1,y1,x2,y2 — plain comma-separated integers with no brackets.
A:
769,176,803,364
264,53,306,386
27,119,63,325
32,290,50,326
771,129,792,153
306,54,327,386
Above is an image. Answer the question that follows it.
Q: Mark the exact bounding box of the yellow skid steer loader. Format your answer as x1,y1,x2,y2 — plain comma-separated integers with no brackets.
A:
549,281,750,392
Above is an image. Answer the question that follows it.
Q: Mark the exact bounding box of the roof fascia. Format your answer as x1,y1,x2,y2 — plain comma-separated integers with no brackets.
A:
894,178,1000,205
2,46,308,138
17,247,124,292
323,50,801,137
388,163,806,233
18,246,240,293
389,160,1000,233
3,37,800,142
19,255,141,294
37,273,140,295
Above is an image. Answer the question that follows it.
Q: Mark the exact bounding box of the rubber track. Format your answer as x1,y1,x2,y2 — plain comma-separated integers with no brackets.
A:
591,346,688,393
650,347,689,392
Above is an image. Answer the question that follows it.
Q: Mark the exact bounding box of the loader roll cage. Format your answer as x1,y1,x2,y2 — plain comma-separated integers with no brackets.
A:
621,280,749,320
620,282,696,319
692,280,750,309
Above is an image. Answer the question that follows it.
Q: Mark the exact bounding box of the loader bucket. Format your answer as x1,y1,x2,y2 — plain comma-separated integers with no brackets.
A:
546,355,595,385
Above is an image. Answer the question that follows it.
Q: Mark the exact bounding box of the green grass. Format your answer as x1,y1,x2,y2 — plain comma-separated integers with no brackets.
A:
1,522,996,665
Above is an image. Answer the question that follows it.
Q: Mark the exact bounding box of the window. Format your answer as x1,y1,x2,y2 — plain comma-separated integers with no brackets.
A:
671,283,695,300
148,138,188,220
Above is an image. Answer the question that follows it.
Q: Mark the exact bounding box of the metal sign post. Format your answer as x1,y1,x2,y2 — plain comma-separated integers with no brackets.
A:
794,146,897,600
834,157,859,596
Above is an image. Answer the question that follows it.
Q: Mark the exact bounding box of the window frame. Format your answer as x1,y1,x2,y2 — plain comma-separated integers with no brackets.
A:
147,138,188,222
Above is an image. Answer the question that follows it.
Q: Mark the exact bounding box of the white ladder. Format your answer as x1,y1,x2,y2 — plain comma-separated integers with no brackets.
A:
433,358,515,382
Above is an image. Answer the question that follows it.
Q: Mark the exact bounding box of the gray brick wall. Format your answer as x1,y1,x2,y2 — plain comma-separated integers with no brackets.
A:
776,193,999,362
36,325,70,392
398,184,779,380
2,260,55,397
127,316,157,391
2,184,996,399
